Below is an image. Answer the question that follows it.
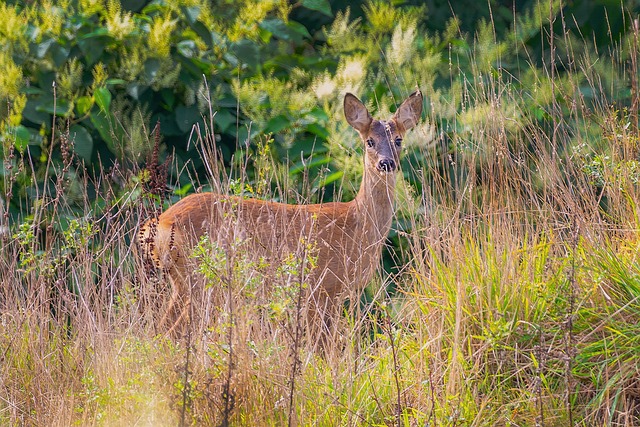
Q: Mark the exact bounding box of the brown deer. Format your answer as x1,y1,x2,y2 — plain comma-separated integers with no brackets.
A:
139,90,423,339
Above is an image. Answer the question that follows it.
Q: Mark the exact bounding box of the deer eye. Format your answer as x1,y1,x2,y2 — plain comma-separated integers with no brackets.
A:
366,138,375,148
394,137,403,146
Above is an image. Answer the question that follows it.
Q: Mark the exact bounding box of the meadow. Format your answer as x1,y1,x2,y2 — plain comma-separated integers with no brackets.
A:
1,0,640,425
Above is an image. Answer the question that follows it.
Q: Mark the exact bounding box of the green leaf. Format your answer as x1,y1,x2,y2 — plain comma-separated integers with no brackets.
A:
105,78,127,86
126,83,143,100
259,18,290,40
236,125,260,146
160,89,176,109
177,40,198,58
190,20,213,48
265,115,290,134
14,125,31,152
49,43,70,67
178,55,213,76
94,87,111,113
76,96,93,116
181,5,201,24
306,123,329,140
216,93,239,108
23,97,52,125
36,99,71,117
174,183,193,197
318,171,344,187
154,112,182,136
288,136,326,157
289,155,331,175
230,40,260,68
90,111,116,153
120,0,145,12
175,105,200,133
213,109,235,133
306,107,329,122
144,59,161,81
286,21,312,41
79,28,109,39
21,87,46,96
36,38,55,58
69,125,93,162
301,0,332,17
259,20,311,44
77,35,107,66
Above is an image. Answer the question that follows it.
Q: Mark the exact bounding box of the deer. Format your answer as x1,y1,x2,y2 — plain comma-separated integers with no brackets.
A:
138,90,423,341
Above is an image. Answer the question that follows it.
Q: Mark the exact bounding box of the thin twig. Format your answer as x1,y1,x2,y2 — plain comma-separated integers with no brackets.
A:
385,303,404,427
287,243,308,427
179,307,193,427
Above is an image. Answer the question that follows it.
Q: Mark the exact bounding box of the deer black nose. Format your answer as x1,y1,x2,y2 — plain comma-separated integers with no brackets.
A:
378,159,396,172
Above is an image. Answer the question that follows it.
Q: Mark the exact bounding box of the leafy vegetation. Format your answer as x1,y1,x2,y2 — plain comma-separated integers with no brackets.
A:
2,0,640,425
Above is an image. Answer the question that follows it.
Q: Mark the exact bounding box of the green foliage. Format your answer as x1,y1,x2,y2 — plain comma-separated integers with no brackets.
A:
2,0,638,228
1,0,335,223
12,215,97,279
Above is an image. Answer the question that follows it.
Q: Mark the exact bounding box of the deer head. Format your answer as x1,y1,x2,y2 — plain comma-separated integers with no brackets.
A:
344,90,423,179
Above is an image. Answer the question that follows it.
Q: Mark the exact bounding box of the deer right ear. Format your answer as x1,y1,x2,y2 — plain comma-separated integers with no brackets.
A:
344,93,372,134
393,90,423,132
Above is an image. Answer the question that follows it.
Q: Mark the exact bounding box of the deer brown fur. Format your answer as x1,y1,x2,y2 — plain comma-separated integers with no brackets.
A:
139,90,423,337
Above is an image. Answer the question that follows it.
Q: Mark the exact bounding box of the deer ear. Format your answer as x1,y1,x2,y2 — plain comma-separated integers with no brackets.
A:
344,93,373,134
393,90,423,132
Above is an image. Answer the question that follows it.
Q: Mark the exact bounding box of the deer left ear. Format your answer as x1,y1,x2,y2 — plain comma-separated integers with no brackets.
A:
344,93,373,134
393,90,423,132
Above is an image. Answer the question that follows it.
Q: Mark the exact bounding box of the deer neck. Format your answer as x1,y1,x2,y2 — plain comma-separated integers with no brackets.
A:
354,167,397,241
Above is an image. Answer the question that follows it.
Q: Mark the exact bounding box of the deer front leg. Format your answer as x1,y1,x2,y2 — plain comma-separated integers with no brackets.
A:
155,266,193,337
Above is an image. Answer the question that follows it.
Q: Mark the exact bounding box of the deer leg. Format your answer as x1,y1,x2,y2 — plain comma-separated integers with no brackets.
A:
156,267,193,337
